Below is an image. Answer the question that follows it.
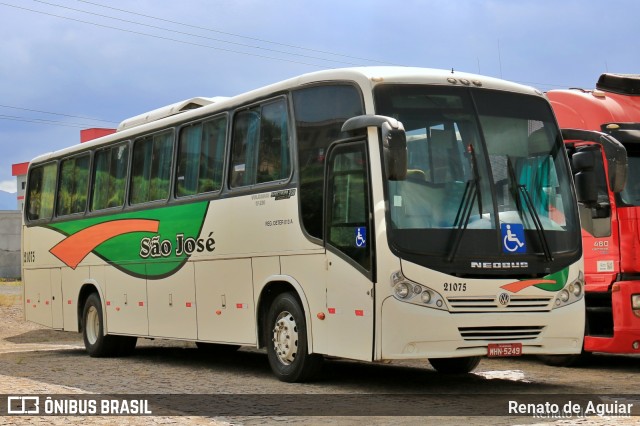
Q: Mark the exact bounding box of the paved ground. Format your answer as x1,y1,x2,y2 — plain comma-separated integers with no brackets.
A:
1,282,639,425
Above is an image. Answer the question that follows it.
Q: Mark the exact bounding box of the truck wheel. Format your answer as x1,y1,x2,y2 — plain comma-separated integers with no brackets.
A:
265,292,323,382
82,292,119,357
429,356,481,374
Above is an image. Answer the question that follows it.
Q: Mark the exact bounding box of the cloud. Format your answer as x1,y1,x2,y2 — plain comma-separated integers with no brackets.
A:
0,180,17,193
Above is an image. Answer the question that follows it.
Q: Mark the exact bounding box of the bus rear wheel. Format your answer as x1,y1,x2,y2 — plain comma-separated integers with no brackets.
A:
265,292,323,382
429,356,481,374
82,292,136,357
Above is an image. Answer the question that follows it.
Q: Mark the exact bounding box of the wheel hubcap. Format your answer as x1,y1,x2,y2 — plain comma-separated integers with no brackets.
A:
272,311,298,365
86,306,100,345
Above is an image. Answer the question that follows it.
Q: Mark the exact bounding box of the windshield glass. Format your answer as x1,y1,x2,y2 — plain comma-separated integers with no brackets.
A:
374,85,580,275
620,152,640,206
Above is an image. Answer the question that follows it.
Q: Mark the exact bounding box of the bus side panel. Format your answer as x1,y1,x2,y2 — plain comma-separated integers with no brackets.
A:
195,258,255,344
61,266,92,332
51,268,63,329
147,262,197,339
251,256,279,342
23,268,53,328
105,266,148,336
280,254,328,355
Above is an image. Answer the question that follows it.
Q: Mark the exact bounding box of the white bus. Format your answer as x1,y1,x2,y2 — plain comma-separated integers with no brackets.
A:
23,67,585,382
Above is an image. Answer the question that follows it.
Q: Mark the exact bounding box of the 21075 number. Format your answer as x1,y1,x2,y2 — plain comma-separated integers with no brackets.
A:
443,282,467,292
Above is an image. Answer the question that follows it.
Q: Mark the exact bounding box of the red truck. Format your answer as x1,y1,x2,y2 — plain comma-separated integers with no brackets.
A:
547,73,640,359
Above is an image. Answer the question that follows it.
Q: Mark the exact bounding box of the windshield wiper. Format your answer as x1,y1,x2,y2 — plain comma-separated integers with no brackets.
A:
518,185,554,262
447,144,481,263
507,158,554,262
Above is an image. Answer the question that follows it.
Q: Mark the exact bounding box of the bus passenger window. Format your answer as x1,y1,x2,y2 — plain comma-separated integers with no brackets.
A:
176,116,226,197
230,99,289,188
57,154,90,216
92,144,129,210
257,101,289,183
130,131,173,204
292,84,364,239
26,163,57,221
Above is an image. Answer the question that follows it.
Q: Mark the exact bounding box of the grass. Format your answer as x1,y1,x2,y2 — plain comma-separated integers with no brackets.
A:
0,279,22,286
0,294,20,306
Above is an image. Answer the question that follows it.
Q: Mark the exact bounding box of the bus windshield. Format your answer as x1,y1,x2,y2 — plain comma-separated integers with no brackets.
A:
374,85,580,275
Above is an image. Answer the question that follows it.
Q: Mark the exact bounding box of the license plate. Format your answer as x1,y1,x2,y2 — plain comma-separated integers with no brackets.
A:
487,343,523,357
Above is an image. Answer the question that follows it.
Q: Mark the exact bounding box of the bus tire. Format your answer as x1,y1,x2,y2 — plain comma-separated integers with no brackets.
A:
82,292,119,357
429,356,481,374
265,292,323,382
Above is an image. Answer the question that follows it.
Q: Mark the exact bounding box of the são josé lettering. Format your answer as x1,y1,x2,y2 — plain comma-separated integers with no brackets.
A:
139,233,215,259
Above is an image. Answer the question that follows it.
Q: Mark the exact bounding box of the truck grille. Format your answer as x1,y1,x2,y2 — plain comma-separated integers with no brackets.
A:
458,325,544,341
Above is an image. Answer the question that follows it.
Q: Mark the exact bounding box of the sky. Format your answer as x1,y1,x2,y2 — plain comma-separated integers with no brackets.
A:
1,0,639,195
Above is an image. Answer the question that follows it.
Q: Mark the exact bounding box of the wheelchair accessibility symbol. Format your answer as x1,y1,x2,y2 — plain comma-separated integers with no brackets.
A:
355,227,367,248
501,223,525,253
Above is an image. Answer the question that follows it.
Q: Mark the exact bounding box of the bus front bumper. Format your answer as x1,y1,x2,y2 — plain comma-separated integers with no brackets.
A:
379,297,585,360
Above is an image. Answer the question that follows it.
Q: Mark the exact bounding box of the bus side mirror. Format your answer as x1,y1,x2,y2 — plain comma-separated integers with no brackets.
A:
341,115,408,180
572,151,597,206
381,121,407,181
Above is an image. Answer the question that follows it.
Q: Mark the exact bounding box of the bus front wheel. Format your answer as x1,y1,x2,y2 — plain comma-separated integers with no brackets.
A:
265,292,323,382
429,356,481,374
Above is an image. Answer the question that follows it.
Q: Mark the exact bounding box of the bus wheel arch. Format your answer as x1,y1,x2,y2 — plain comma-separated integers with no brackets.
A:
262,289,323,382
257,280,311,350
77,282,105,332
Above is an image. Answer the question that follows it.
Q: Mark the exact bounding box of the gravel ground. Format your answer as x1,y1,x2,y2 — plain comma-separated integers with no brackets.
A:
1,282,638,426
0,284,226,426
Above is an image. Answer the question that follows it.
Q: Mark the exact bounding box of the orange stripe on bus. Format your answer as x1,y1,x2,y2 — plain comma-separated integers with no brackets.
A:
49,219,160,269
500,279,556,293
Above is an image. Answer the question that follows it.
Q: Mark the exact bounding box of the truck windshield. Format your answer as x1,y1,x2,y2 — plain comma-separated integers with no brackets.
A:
620,152,640,206
374,85,581,276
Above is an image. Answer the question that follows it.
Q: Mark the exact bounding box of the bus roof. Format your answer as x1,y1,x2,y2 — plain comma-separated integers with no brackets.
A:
29,66,542,165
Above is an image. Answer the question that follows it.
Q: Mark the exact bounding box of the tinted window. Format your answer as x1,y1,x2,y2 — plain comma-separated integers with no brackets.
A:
26,163,57,221
130,131,174,204
57,154,90,216
92,143,129,210
230,99,289,188
292,85,364,239
326,142,371,271
176,116,226,197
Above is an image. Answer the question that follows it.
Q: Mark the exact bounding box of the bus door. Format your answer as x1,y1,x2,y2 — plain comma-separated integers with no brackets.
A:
324,140,375,361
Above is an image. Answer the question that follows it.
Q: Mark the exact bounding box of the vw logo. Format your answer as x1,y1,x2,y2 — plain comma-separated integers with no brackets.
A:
497,292,511,307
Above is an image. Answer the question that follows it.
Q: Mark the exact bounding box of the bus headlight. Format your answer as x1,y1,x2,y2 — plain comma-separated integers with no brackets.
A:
553,271,584,309
394,282,412,299
559,289,570,303
390,271,447,311
570,282,582,297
